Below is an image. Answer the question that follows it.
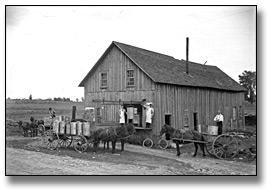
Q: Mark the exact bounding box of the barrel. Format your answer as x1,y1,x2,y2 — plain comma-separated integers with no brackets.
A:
59,121,66,134
82,122,91,137
70,122,77,135
53,120,60,133
208,126,218,135
76,121,82,135
66,123,71,135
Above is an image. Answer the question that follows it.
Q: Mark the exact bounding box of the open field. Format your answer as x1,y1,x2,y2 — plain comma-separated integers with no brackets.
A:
6,99,85,122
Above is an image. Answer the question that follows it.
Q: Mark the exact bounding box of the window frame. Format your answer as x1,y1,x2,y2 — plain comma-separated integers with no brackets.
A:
126,69,135,87
100,72,108,89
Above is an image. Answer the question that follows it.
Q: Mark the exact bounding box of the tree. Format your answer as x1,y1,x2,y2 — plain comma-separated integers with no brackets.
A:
29,94,32,100
238,70,256,104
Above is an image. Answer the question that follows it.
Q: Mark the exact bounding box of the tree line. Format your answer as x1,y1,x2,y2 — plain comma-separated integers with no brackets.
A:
239,70,256,104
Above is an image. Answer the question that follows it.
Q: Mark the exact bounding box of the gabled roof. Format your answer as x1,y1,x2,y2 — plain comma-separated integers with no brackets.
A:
79,41,247,92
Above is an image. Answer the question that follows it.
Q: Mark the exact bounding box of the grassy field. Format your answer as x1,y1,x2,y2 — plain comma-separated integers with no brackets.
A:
6,99,85,122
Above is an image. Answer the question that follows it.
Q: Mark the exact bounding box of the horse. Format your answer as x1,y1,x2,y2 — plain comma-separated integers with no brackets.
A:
103,141,110,150
18,120,32,137
160,124,206,157
92,123,136,153
30,117,44,136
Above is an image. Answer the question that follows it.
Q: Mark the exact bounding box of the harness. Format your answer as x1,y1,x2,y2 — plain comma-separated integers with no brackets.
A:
100,126,133,141
113,126,133,140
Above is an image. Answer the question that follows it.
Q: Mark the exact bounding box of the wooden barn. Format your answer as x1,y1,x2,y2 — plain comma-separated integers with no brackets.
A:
79,41,247,135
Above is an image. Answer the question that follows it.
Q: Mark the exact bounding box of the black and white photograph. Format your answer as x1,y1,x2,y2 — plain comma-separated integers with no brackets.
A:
5,5,257,178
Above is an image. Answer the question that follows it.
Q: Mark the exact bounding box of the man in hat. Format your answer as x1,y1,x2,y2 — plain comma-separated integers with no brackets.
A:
214,110,224,135
119,105,126,126
49,107,56,119
143,102,154,129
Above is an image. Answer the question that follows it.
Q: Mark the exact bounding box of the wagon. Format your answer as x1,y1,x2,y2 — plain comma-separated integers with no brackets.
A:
172,132,239,160
39,118,92,153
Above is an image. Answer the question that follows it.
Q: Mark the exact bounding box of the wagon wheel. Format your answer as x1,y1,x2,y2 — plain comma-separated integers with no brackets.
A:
212,134,239,159
59,135,73,148
38,124,45,136
205,142,214,156
42,130,59,150
143,138,153,149
73,135,88,153
158,139,168,150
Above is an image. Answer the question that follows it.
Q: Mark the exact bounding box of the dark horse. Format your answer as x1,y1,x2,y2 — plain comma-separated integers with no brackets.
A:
92,123,136,153
160,124,206,157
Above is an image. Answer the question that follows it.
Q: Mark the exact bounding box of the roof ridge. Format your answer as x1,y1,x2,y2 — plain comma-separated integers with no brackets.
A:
113,41,175,59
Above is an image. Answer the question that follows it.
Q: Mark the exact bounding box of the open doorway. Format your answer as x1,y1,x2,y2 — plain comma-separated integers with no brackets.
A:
193,112,198,131
123,104,143,127
165,114,171,126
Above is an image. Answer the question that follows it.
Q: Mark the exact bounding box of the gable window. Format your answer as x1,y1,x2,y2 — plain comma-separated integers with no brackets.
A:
126,69,135,87
100,72,108,88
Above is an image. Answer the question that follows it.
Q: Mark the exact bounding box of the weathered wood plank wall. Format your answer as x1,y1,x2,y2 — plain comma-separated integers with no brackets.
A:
83,45,245,135
154,84,245,134
84,46,156,124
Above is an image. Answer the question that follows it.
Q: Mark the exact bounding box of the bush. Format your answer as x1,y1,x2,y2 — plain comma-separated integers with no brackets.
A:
245,115,256,126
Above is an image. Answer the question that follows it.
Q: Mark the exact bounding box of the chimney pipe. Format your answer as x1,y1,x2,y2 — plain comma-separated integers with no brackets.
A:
186,37,189,74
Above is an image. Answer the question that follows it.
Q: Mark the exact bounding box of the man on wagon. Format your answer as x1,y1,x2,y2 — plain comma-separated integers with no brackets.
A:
49,107,56,119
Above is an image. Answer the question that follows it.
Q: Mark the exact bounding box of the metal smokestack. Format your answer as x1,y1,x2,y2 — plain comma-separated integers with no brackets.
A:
186,37,189,74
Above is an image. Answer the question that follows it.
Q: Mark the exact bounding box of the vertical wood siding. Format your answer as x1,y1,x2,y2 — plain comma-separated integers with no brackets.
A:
85,46,155,94
83,45,245,135
153,84,245,134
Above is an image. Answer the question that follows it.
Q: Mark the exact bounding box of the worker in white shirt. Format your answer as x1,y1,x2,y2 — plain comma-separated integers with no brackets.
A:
119,105,126,126
143,102,154,129
214,110,224,135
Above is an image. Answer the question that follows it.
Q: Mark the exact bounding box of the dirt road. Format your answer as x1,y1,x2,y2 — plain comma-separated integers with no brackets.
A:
7,147,180,175
6,136,256,175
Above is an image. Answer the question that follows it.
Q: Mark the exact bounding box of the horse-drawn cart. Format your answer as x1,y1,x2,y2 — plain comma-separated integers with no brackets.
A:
173,133,239,159
39,118,135,154
160,124,239,160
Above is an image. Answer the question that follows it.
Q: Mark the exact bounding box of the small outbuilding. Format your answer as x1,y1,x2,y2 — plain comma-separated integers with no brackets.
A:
79,41,247,135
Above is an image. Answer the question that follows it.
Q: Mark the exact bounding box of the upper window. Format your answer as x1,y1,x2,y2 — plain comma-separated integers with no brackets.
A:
126,69,135,86
100,72,108,88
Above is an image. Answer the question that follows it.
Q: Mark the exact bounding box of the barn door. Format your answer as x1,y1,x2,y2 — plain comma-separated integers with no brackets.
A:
193,112,198,131
165,114,171,126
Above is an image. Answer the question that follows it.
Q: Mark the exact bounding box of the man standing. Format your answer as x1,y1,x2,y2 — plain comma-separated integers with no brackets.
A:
144,103,154,129
119,105,126,126
214,110,224,135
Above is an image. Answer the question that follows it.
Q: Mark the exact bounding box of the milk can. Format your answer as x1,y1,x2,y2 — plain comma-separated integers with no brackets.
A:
66,123,71,135
53,120,60,134
70,122,77,135
76,121,82,135
59,121,66,134
82,122,91,137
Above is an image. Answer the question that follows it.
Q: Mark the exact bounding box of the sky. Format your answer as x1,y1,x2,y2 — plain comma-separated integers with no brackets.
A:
6,6,256,101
